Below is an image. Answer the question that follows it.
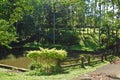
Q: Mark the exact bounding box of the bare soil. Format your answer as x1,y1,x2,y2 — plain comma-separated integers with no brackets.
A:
74,59,120,80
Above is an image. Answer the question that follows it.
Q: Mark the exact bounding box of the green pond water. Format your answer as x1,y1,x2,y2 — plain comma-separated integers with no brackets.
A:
0,57,32,69
0,56,77,69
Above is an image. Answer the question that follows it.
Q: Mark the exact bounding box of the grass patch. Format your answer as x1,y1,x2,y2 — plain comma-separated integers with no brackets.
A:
0,61,108,80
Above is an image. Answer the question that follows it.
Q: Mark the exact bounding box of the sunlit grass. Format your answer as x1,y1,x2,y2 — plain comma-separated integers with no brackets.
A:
0,61,108,80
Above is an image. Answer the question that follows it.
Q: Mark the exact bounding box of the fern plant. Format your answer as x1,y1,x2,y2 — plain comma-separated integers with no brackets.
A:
27,47,67,75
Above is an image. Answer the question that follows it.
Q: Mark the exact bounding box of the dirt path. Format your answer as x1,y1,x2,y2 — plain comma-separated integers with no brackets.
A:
74,59,120,80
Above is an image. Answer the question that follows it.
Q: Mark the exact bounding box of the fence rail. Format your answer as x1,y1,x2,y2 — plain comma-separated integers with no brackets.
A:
61,54,105,68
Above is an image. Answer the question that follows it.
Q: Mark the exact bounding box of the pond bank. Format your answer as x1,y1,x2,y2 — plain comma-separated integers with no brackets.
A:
0,64,28,72
0,57,31,69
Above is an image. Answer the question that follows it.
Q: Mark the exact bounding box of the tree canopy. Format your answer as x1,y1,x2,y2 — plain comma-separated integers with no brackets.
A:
0,0,120,47
0,0,33,47
0,19,17,47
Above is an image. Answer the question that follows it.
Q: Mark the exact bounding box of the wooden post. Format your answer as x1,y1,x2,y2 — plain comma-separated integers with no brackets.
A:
56,59,61,72
81,57,85,68
88,56,91,66
105,54,107,60
101,54,104,62
57,60,61,67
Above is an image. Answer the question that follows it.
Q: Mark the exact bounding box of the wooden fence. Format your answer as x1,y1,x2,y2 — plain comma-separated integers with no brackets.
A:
61,54,107,68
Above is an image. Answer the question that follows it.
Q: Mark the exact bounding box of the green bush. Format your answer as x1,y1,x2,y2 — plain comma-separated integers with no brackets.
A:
44,30,80,46
79,54,92,62
29,62,41,70
27,51,40,62
101,34,108,43
60,31,80,46
27,47,67,75
107,55,119,63
40,47,67,59
6,54,16,60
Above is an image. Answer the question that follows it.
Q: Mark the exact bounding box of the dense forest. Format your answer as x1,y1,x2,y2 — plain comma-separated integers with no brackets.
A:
0,0,120,52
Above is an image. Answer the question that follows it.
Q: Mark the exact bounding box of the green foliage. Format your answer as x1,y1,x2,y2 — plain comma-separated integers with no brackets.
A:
107,55,119,63
27,47,67,75
29,62,41,70
27,51,40,62
27,47,67,60
9,7,24,24
60,31,80,46
39,47,67,60
1,0,120,50
0,19,17,47
6,54,16,60
79,53,92,61
101,34,108,43
96,46,106,52
44,30,80,46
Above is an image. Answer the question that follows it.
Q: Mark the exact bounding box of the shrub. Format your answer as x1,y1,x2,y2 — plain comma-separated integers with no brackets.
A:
27,47,67,75
27,51,40,62
29,62,41,70
44,30,80,46
96,46,106,52
107,55,119,63
6,54,16,60
60,31,80,46
79,54,92,62
101,34,108,43
39,47,67,60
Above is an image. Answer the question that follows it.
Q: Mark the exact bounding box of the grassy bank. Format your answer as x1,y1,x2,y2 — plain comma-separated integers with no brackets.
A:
0,61,108,80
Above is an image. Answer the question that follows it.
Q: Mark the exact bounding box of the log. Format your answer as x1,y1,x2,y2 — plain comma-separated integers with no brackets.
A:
0,64,28,72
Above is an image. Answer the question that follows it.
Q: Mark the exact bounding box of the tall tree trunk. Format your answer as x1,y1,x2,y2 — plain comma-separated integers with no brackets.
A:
94,0,97,33
98,1,102,48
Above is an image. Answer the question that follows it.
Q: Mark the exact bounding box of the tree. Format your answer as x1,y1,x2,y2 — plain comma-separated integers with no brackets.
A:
0,0,33,47
0,19,17,47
